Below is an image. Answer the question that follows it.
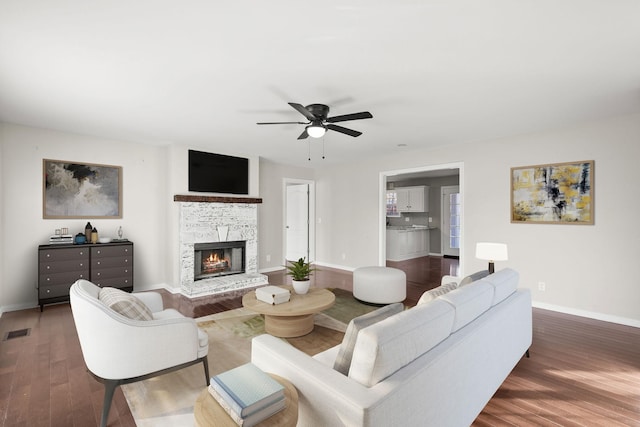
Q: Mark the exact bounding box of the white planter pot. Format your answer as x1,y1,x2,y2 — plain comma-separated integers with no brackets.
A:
292,279,311,295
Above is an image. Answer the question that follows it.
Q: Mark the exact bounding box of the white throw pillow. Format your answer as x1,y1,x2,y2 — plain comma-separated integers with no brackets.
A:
98,287,153,321
333,303,404,375
417,282,458,305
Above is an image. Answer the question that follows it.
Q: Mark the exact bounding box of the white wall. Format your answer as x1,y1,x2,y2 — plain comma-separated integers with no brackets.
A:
313,114,640,326
0,124,168,311
2,115,639,327
258,160,315,271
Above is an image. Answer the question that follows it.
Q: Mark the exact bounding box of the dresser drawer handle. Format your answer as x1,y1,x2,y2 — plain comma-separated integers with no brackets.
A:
80,251,84,255
97,272,101,276
97,261,101,265
46,278,50,282
125,269,128,273
46,266,50,270
46,254,51,258
46,289,50,293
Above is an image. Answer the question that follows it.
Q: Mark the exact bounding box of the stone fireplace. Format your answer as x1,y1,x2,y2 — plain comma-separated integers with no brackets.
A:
175,195,267,297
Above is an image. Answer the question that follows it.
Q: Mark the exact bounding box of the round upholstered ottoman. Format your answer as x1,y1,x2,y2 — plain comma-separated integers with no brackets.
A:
353,266,406,305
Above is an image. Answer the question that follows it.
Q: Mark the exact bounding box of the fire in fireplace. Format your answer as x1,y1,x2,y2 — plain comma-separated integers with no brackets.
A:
194,241,246,280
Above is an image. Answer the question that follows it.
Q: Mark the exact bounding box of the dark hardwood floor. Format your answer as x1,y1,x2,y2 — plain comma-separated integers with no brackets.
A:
1,257,638,426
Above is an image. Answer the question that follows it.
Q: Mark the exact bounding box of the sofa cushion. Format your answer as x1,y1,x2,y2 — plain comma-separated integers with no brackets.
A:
439,281,494,332
458,270,490,286
348,299,455,387
333,303,404,375
98,287,153,321
482,268,519,305
417,282,458,305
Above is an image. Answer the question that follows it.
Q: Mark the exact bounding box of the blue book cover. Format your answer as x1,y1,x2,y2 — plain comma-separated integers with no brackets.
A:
211,363,284,417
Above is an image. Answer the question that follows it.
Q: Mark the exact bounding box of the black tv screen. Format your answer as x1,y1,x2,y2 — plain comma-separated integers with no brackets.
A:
188,150,249,195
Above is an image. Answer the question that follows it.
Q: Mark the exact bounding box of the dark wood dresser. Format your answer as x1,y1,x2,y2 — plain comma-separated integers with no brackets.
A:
38,241,133,310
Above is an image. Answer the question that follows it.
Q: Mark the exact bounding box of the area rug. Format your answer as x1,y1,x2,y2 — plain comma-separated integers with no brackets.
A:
122,289,377,426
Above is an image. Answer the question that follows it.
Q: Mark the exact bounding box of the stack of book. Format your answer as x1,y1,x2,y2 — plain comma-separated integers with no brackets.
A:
208,363,285,426
49,234,73,244
255,285,290,305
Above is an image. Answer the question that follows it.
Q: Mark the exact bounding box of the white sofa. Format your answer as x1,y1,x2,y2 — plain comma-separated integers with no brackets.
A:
251,268,531,426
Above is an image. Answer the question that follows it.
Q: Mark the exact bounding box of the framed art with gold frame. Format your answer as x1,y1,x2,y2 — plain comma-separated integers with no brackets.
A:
511,160,594,225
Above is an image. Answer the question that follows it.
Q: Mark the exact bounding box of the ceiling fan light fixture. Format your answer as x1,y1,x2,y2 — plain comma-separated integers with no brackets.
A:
306,124,326,138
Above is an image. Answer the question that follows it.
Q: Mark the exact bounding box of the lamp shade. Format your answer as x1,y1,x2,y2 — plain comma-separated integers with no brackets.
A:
475,242,508,261
307,124,326,138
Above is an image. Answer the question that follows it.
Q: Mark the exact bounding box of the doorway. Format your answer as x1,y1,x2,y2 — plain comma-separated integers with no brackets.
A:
380,163,464,273
284,179,315,263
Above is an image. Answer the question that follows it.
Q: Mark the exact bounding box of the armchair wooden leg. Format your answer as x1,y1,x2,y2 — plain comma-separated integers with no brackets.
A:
100,379,120,427
202,355,210,385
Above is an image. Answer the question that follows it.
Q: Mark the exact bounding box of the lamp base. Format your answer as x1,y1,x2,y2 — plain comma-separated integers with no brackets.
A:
488,262,495,274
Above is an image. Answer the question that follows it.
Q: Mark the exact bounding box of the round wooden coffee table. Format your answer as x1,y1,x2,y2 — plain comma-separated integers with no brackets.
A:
242,286,335,337
194,374,298,427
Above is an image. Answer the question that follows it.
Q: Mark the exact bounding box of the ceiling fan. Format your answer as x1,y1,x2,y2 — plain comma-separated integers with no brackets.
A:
257,103,373,140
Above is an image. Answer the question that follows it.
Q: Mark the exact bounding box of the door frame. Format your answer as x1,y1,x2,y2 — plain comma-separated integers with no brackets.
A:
379,162,464,273
283,178,316,264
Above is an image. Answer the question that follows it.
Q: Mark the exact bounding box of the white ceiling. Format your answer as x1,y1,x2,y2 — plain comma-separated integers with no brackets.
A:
1,1,639,167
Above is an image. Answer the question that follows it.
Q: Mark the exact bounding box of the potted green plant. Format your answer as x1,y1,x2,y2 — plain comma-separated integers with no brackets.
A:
285,257,316,294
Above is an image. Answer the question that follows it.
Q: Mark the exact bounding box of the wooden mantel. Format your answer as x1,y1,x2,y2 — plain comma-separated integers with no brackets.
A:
173,195,262,204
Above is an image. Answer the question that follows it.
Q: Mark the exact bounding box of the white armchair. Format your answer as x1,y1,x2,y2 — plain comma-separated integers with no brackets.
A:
70,279,209,427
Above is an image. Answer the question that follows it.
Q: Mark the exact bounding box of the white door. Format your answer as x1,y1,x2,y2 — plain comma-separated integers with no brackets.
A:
286,184,309,261
441,186,460,257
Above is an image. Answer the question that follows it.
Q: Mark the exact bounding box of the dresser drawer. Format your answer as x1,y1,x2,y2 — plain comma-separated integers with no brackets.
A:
39,270,89,286
39,282,74,299
92,265,133,281
39,247,89,262
91,245,133,258
91,256,132,269
92,275,133,288
40,258,89,274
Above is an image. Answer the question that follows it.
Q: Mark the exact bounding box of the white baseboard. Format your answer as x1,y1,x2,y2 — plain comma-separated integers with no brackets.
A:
0,302,39,315
314,261,356,272
532,300,640,328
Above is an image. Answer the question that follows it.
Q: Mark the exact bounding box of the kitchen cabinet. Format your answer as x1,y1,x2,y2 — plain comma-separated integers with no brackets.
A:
38,241,133,310
386,228,430,261
396,186,429,213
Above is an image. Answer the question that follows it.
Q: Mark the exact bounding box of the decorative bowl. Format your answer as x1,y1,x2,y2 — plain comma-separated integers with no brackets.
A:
99,237,112,244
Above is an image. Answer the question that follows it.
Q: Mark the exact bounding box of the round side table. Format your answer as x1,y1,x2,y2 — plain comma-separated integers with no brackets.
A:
194,373,298,427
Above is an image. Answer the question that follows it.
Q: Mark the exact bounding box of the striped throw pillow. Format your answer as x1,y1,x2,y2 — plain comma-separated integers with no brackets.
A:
98,287,153,321
417,282,458,305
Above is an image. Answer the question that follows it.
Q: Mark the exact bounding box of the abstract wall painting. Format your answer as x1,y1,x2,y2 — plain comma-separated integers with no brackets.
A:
43,159,122,219
511,160,594,225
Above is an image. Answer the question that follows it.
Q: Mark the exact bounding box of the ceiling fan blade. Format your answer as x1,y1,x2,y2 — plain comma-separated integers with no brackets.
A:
297,129,309,140
326,111,373,123
288,103,317,121
327,124,362,137
257,121,307,125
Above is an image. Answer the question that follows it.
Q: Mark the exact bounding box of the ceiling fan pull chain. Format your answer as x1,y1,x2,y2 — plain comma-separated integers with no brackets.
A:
322,136,326,160
308,140,311,161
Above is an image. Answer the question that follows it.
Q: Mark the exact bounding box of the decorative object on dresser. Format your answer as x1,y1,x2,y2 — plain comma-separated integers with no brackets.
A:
43,159,123,219
38,241,133,310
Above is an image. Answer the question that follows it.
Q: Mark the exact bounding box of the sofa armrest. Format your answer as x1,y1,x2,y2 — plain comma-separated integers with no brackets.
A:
133,291,164,313
251,334,385,426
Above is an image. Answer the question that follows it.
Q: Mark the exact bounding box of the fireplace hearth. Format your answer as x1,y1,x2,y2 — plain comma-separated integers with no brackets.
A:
194,241,245,281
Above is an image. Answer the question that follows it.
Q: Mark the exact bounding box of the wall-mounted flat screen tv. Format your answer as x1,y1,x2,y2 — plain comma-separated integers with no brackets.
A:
188,150,249,195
